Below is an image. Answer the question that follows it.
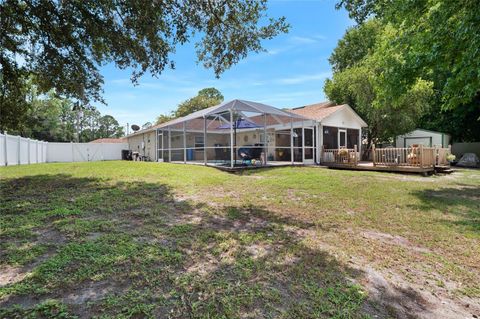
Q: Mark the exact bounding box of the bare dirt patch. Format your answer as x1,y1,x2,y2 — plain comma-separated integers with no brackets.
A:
358,264,480,319
362,230,431,254
62,280,128,305
0,266,32,287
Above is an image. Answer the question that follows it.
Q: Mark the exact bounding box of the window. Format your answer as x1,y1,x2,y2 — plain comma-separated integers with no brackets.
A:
194,136,204,149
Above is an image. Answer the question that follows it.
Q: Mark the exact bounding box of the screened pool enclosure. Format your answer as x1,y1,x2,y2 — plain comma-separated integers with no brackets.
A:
155,100,316,168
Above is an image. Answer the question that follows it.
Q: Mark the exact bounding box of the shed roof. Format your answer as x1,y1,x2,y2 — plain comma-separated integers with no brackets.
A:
403,128,451,136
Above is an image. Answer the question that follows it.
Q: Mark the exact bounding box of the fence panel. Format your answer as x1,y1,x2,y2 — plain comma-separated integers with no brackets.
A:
1,132,128,166
19,138,29,165
29,140,36,164
6,134,19,165
47,142,128,163
0,134,5,166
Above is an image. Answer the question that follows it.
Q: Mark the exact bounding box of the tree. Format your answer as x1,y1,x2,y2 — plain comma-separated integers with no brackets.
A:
97,115,124,139
154,87,224,125
155,114,175,125
329,19,382,72
197,87,224,101
1,0,289,131
333,0,480,142
336,0,480,111
4,79,124,142
174,88,224,118
324,22,434,156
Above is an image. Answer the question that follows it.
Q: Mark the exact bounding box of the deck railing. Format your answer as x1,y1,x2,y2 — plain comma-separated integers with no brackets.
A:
436,146,451,166
322,145,451,168
322,145,358,165
373,145,434,168
372,145,448,168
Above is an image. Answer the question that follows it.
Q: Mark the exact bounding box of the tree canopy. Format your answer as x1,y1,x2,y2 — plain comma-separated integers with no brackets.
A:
156,87,224,125
1,0,288,131
6,79,124,142
327,0,480,143
336,0,480,112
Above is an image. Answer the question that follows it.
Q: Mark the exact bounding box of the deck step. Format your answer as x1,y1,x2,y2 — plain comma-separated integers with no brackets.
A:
435,168,454,174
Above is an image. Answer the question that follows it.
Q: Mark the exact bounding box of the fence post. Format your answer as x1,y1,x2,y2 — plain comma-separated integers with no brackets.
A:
27,138,31,164
71,141,74,162
372,144,376,166
17,135,21,165
3,132,8,166
419,144,424,168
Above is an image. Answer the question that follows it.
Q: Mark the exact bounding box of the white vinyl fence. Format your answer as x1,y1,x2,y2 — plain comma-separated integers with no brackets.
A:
1,133,47,166
1,133,128,166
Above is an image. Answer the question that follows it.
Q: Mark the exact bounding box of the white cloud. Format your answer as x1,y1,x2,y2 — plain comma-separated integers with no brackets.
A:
265,34,326,55
257,92,327,107
276,72,331,85
290,36,318,44
111,78,131,85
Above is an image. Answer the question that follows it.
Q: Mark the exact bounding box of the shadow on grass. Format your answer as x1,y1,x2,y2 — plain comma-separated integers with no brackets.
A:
0,174,428,318
409,184,480,233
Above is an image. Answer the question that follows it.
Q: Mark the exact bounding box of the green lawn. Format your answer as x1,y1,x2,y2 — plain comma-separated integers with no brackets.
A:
1,162,479,318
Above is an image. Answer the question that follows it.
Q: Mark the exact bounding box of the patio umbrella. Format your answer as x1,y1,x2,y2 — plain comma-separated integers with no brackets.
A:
217,118,263,164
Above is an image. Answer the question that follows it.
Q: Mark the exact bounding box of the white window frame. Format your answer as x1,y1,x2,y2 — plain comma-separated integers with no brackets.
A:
338,129,347,148
194,135,205,149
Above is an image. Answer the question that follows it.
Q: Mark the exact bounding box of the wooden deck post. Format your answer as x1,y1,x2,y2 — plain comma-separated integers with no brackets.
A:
372,144,376,166
419,144,424,168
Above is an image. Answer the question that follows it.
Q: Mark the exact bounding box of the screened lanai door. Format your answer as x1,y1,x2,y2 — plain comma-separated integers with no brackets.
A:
157,130,163,162
303,127,315,164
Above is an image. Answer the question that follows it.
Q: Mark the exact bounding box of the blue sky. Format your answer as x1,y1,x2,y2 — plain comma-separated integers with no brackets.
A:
95,0,354,128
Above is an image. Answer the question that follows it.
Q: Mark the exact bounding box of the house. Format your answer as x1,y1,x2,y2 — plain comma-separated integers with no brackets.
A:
288,101,368,161
395,129,451,148
125,99,367,167
126,129,157,160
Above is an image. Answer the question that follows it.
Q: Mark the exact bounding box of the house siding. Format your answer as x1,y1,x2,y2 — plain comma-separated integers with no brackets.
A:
127,131,156,161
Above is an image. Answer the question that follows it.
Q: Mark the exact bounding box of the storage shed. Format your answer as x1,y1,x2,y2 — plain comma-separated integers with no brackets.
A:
395,129,451,148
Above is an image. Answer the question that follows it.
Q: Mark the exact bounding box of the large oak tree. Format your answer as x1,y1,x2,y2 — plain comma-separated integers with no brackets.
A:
0,0,288,131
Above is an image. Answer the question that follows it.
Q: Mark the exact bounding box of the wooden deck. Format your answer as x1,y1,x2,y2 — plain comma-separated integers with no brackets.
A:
322,146,453,175
324,161,435,174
